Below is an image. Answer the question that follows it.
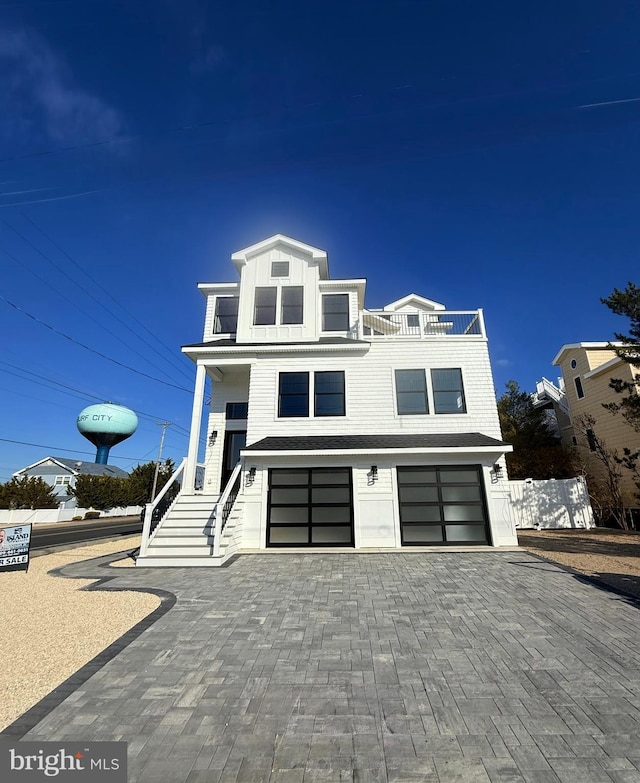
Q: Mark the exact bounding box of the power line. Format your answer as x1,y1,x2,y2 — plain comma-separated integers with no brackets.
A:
20,212,196,383
0,294,192,393
0,360,193,437
0,437,145,461
1,218,192,387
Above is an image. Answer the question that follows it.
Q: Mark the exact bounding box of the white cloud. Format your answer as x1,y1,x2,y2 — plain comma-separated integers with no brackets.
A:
495,359,511,367
0,28,125,147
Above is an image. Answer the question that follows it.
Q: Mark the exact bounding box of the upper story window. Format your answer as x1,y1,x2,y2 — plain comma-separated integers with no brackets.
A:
54,475,71,486
315,371,345,416
574,376,585,399
214,296,239,334
271,261,289,277
278,372,309,417
281,286,304,325
226,402,248,420
395,369,428,415
278,371,346,418
254,287,278,325
431,368,466,414
254,286,304,326
322,294,350,331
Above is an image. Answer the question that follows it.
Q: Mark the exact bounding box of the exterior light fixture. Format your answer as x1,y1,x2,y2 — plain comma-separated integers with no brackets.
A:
492,463,504,479
208,430,218,446
246,466,257,487
370,465,378,481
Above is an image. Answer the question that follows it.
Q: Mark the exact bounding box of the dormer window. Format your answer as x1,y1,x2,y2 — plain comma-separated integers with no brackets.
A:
214,296,239,333
254,286,303,326
254,287,277,325
322,294,349,331
271,261,289,277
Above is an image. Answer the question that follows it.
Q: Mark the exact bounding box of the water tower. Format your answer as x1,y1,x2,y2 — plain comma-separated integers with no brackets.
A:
77,403,138,464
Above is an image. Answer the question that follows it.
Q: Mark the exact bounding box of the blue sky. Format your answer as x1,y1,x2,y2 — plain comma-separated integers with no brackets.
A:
1,0,639,480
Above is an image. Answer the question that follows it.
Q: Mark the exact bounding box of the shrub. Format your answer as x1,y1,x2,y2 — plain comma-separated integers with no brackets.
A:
84,511,100,519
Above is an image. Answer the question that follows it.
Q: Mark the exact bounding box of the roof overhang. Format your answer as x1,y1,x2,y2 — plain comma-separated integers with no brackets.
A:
182,340,370,361
13,456,77,476
583,355,626,380
383,293,446,312
552,342,622,366
242,445,513,457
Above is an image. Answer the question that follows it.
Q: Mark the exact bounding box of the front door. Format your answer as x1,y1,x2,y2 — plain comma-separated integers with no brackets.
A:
221,430,246,490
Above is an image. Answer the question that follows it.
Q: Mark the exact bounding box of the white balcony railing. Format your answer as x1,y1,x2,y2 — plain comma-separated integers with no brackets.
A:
361,310,484,339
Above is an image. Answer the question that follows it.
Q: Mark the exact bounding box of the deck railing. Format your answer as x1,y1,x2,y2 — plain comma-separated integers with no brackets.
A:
212,461,242,557
362,310,485,339
139,457,186,557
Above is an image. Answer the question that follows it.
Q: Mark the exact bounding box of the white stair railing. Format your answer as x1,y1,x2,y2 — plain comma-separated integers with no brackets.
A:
139,457,186,557
212,461,243,557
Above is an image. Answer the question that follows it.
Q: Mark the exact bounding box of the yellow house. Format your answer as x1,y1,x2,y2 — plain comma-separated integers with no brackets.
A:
552,342,640,508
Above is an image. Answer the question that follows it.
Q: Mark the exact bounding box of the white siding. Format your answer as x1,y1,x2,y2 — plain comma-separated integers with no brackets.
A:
245,339,501,445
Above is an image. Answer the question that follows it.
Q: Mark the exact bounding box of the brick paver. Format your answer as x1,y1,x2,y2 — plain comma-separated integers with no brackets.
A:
6,551,640,782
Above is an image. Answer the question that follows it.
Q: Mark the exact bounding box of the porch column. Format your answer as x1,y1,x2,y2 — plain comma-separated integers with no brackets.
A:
184,363,206,494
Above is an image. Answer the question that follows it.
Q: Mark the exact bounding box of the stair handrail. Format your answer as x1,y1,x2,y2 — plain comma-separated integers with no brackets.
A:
213,461,243,557
139,457,186,557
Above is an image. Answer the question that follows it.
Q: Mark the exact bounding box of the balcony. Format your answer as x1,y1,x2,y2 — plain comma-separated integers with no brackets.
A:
361,310,484,340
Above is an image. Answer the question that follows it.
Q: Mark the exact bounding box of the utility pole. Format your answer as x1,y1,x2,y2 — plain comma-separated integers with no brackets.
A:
151,422,172,500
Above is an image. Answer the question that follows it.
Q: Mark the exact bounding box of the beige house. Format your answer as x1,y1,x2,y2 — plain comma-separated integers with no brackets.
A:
539,343,640,508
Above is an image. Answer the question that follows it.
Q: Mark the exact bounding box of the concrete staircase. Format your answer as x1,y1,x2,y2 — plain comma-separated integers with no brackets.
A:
136,493,242,567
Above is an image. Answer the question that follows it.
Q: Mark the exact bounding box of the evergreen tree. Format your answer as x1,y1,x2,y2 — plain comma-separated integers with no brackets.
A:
0,476,59,509
601,282,640,432
497,380,578,480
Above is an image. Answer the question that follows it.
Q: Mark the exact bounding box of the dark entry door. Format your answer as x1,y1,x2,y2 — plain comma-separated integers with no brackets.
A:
267,468,354,546
397,465,490,545
221,431,246,490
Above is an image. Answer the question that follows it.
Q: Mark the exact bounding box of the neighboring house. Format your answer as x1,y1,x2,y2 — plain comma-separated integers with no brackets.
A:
138,234,516,566
13,457,129,509
535,343,640,509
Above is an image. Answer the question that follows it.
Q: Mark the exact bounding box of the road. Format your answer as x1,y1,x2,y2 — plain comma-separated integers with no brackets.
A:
30,515,142,552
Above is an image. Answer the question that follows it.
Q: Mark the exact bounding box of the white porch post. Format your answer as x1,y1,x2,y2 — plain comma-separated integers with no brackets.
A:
184,363,206,494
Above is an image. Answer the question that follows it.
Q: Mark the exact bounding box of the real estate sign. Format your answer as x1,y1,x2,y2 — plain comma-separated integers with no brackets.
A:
0,524,32,572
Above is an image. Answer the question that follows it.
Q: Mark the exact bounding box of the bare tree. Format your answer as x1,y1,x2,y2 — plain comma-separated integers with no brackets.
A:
575,414,629,529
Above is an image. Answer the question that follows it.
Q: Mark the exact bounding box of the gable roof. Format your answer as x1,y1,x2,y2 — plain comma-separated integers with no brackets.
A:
14,457,129,478
231,234,329,278
383,294,445,312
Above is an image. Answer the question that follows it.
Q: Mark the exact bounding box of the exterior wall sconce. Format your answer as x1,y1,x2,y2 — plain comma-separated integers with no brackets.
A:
491,463,504,483
368,465,378,485
246,466,257,486
208,430,218,446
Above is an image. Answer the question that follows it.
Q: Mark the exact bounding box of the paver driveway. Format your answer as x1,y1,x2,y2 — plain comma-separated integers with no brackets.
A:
7,551,640,782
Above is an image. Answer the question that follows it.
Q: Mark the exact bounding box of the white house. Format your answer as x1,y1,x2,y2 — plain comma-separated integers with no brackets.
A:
137,235,517,566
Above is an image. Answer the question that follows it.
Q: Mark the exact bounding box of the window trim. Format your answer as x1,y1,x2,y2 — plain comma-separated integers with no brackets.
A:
314,371,346,417
431,368,467,415
395,368,429,416
321,293,350,332
213,295,239,334
254,286,278,325
54,475,71,486
280,286,304,325
278,370,347,419
271,260,290,278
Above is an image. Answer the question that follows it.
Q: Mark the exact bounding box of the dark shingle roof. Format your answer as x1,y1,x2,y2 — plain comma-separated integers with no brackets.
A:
43,458,129,477
244,433,509,452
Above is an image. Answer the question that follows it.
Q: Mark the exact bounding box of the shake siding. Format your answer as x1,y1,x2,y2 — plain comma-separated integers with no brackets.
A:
245,339,501,445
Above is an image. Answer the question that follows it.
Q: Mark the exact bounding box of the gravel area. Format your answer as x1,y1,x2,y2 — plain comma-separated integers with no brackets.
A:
0,537,159,731
518,526,640,598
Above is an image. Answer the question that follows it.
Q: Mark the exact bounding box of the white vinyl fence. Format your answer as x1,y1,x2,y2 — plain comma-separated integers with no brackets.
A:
0,505,142,526
509,476,594,529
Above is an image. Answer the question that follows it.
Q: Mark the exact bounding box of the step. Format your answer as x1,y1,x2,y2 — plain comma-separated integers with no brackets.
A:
145,544,214,556
136,554,228,567
151,535,214,546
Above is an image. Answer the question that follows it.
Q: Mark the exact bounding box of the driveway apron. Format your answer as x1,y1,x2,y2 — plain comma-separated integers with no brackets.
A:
6,551,640,783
